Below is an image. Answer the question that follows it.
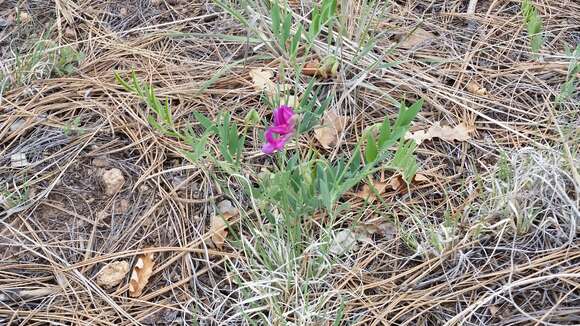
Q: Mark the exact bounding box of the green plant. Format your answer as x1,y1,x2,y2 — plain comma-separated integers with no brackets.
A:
115,71,246,169
521,0,543,57
215,112,246,170
307,0,337,42
53,46,85,77
270,1,302,61
556,45,580,104
1,182,30,208
10,40,84,88
257,99,422,224
63,116,82,136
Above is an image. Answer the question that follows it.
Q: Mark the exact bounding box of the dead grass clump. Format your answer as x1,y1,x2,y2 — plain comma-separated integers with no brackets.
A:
0,0,579,324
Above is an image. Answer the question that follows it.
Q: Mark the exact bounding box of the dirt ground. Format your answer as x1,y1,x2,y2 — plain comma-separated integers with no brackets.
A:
0,0,579,325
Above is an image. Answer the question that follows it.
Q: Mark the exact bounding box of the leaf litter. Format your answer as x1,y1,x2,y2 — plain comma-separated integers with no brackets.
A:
128,252,155,298
314,109,349,148
356,173,430,200
210,200,239,249
405,122,473,145
398,28,436,49
249,68,297,107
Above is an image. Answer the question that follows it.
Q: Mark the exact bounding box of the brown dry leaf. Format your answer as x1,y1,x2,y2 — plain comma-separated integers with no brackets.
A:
398,28,435,49
128,253,154,297
355,180,389,203
390,175,406,192
249,68,293,103
405,122,473,145
390,173,430,192
210,200,239,249
249,68,275,95
302,59,320,76
413,173,429,182
96,261,130,289
466,80,487,96
302,59,336,78
314,110,349,148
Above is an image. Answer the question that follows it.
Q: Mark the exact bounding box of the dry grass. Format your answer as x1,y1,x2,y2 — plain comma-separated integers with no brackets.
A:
0,0,578,325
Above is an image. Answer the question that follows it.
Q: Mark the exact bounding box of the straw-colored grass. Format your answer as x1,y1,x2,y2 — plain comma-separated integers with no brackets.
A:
1,0,578,325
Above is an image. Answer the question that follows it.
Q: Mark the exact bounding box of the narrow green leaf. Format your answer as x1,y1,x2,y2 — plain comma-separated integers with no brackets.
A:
228,124,239,154
192,111,215,132
114,72,132,92
365,134,378,163
395,99,423,129
290,24,303,60
271,1,281,40
309,8,321,40
212,0,249,27
131,71,144,97
377,117,392,148
164,99,173,125
281,13,292,49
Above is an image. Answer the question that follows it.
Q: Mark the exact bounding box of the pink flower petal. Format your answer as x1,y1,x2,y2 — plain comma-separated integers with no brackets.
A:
262,105,296,154
273,106,294,127
262,142,276,154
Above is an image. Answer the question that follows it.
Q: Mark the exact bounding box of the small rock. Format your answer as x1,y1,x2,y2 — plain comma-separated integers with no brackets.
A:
113,198,130,214
217,200,237,216
151,0,162,5
18,11,31,24
329,229,357,255
119,7,128,17
9,119,25,132
0,17,11,28
142,308,179,325
171,175,186,190
378,222,397,240
11,152,29,168
64,27,76,38
96,261,130,288
96,210,108,221
102,168,125,196
92,157,108,167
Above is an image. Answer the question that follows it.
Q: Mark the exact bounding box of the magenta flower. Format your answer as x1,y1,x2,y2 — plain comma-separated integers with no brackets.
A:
262,105,295,154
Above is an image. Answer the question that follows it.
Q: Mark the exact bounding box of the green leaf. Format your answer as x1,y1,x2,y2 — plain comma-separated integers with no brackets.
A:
228,124,239,155
365,134,378,163
163,99,173,125
212,0,249,27
395,99,423,129
115,72,132,92
290,24,303,60
271,1,281,40
131,71,144,97
321,0,336,24
377,117,392,148
281,13,292,49
391,139,418,183
309,8,321,41
147,115,163,133
192,111,215,132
